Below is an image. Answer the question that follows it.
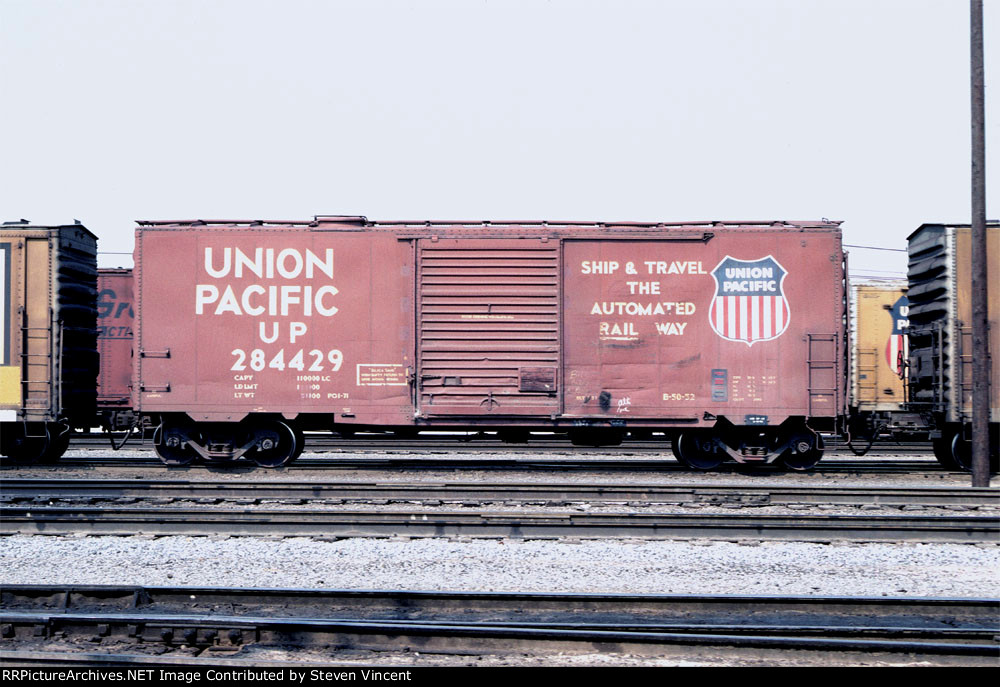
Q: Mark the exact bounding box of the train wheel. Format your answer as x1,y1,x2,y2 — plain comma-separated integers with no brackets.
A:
671,432,722,470
950,433,972,471
781,434,824,471
949,431,999,473
291,424,306,460
932,435,959,470
37,428,71,463
153,424,198,466
249,420,298,468
3,425,50,464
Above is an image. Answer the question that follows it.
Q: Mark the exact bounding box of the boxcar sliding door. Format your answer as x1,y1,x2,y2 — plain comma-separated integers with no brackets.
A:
416,238,560,417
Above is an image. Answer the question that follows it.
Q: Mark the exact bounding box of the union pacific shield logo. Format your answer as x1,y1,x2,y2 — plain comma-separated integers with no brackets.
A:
709,256,789,346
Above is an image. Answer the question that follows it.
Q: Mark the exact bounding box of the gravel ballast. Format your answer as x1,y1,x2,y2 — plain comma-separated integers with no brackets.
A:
2,535,996,597
4,449,998,598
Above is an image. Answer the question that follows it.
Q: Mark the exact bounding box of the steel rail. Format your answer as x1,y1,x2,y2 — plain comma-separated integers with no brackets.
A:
0,643,993,668
1,651,300,669
1,506,995,542
1,587,996,664
2,479,997,508
5,585,997,624
3,612,996,650
6,455,944,474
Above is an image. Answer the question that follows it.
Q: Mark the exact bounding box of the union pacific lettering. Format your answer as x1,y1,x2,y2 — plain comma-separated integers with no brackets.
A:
195,247,339,317
719,265,779,294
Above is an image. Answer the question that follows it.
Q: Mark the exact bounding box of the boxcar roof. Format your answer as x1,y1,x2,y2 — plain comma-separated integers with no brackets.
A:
0,221,98,241
136,218,843,237
908,220,1000,240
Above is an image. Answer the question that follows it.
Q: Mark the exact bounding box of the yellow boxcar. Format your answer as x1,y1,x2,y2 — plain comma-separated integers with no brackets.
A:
849,281,927,440
908,221,999,469
0,221,98,462
852,282,909,409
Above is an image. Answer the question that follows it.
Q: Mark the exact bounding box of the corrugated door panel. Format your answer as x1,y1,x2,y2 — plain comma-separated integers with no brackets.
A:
418,240,560,416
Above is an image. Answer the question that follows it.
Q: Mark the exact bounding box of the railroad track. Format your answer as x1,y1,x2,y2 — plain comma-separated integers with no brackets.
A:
6,454,945,474
2,504,995,542
2,479,996,508
1,586,996,666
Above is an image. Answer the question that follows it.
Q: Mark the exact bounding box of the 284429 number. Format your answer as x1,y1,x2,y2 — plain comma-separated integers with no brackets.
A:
231,348,343,372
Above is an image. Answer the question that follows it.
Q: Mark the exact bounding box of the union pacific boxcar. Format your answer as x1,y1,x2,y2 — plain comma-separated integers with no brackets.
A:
0,221,98,462
133,218,847,469
907,221,1000,470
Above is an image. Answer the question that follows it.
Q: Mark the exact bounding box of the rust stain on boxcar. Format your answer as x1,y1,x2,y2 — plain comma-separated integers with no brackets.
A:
668,353,703,369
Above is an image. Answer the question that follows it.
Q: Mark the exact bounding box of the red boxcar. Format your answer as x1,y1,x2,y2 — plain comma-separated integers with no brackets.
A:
96,268,134,429
134,218,847,469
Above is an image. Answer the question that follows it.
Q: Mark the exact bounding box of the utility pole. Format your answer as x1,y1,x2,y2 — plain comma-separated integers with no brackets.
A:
970,0,990,487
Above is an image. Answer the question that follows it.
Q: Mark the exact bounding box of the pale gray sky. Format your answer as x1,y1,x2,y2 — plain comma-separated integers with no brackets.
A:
1,0,997,278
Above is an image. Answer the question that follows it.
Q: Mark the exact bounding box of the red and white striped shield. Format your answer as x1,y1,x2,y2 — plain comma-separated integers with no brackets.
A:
885,294,909,377
708,256,789,346
885,334,908,377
